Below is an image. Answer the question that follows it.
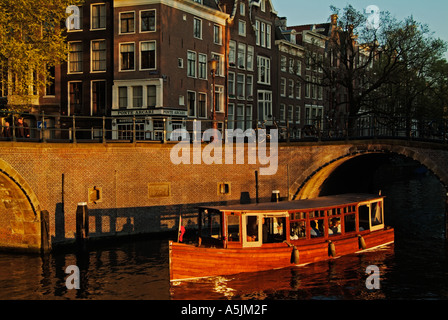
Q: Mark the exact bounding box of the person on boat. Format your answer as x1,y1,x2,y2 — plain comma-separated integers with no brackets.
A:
310,220,322,237
328,218,341,235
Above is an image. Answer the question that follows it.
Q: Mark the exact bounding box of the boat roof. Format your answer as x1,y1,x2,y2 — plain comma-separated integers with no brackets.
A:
199,193,384,213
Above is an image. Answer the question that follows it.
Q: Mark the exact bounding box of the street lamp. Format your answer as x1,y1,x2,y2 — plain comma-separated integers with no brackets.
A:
209,57,219,140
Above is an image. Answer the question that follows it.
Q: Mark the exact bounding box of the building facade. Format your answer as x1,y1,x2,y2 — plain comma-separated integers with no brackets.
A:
2,0,342,142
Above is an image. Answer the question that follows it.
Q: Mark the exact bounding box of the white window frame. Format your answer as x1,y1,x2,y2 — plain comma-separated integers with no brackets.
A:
140,9,156,33
119,42,135,72
91,3,106,31
193,17,202,39
91,39,107,73
119,11,136,35
140,40,157,71
257,56,271,85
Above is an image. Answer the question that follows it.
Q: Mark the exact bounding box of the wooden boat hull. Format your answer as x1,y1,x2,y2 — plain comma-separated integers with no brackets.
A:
169,228,394,281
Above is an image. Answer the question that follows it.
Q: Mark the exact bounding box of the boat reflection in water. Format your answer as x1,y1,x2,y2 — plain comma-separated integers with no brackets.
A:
169,193,394,283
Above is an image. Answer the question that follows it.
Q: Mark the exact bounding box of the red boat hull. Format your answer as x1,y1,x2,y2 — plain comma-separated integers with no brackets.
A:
169,228,394,281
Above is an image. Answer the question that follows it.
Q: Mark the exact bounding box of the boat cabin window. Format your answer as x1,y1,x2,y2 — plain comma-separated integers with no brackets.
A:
290,212,306,240
327,208,341,236
358,200,384,231
344,213,357,233
262,216,287,243
371,202,383,226
246,216,259,242
227,214,240,242
200,210,222,240
309,211,325,238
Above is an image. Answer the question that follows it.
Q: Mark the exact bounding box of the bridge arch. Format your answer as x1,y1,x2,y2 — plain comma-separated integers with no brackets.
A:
0,159,42,252
292,143,448,200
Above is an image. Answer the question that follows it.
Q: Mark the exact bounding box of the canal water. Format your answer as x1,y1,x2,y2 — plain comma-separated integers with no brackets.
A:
0,161,447,301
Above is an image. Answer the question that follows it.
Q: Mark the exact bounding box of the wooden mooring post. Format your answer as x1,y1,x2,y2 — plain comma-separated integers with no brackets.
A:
76,202,89,249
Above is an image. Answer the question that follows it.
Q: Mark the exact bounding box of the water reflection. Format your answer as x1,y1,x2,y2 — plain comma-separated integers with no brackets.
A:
0,239,170,300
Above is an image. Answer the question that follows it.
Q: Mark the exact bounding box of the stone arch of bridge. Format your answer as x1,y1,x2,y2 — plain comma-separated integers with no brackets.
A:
0,159,42,252
291,144,448,200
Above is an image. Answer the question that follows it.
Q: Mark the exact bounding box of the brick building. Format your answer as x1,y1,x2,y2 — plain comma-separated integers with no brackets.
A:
2,0,344,142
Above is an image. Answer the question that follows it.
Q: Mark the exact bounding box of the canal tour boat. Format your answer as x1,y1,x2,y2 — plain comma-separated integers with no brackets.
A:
169,193,394,282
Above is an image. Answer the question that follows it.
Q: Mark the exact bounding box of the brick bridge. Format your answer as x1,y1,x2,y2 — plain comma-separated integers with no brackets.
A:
0,139,447,252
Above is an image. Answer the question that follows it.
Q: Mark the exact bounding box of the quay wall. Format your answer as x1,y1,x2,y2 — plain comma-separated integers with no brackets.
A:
0,140,446,251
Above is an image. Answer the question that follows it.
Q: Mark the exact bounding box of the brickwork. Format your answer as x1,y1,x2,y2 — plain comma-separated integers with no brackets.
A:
0,140,446,251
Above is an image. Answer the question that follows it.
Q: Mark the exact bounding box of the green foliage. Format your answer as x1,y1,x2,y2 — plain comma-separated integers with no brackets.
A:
0,0,84,109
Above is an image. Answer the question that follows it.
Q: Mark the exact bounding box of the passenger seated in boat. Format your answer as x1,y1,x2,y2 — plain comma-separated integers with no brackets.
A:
310,220,322,238
328,218,341,235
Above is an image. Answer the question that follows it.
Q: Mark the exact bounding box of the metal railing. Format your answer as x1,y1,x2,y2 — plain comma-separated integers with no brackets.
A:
0,110,446,145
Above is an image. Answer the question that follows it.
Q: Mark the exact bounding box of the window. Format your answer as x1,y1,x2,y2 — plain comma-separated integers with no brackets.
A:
290,212,306,240
133,86,143,108
91,40,106,72
295,106,300,124
141,41,156,70
309,210,325,238
120,12,135,34
147,85,156,107
193,18,202,39
305,76,310,98
228,72,235,97
246,75,253,99
280,78,286,97
238,20,246,36
296,81,302,99
327,208,342,236
288,105,293,123
178,58,184,68
257,56,270,84
260,23,265,47
118,87,128,108
236,74,245,99
141,10,156,32
255,21,260,46
45,66,56,96
120,43,135,71
237,43,246,69
247,46,254,71
281,56,287,72
187,51,197,78
236,104,244,129
257,90,272,121
198,54,207,80
214,25,222,45
92,81,106,116
91,4,106,30
289,58,294,74
214,86,224,112
289,79,294,98
245,105,252,130
198,93,207,118
227,214,240,242
296,59,302,75
68,82,82,115
280,104,285,122
187,91,196,117
228,104,234,129
266,24,271,48
229,41,236,66
240,2,245,16
69,42,83,73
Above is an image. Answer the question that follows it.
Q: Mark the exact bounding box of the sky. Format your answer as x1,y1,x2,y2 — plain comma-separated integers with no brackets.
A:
274,0,448,57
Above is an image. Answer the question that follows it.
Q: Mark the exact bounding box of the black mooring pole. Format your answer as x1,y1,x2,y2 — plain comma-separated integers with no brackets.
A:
255,170,259,204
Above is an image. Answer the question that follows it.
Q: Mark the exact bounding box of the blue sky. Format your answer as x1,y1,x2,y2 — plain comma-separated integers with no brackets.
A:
274,0,448,57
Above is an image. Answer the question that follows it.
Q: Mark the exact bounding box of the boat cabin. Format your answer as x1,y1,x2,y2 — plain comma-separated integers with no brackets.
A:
197,194,385,249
